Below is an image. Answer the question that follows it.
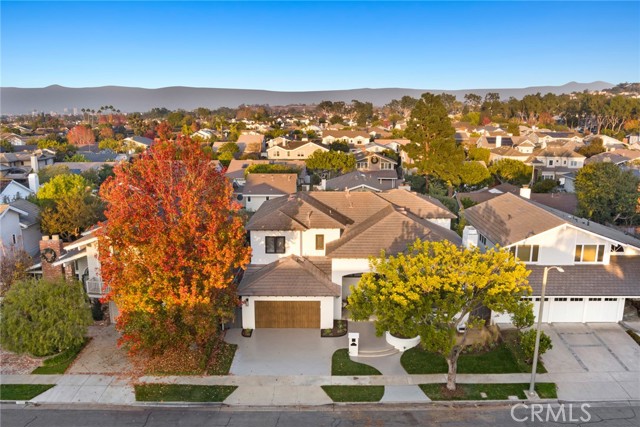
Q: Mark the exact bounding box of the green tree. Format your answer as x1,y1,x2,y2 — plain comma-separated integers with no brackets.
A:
98,138,125,153
531,179,558,193
37,140,77,162
244,164,300,176
460,161,491,187
519,329,553,364
577,137,606,158
38,165,71,184
0,277,92,356
305,151,356,178
0,139,14,152
64,154,89,162
37,174,103,240
489,159,532,185
80,165,115,188
467,147,491,163
329,141,350,152
218,142,240,156
404,93,465,195
348,240,532,391
575,162,639,224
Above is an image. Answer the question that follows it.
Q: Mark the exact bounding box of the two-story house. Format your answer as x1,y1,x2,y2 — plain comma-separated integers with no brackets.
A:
242,173,298,212
239,189,459,329
0,199,41,259
530,147,586,180
266,140,328,160
461,192,640,323
321,130,371,146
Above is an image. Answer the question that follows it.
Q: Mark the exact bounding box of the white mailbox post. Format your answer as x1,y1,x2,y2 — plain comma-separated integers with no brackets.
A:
348,332,360,357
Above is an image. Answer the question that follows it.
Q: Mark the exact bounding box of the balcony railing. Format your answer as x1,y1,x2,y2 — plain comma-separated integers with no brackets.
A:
85,277,110,297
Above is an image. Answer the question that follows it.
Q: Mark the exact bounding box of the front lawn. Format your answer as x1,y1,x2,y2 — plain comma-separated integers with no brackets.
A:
321,385,384,402
32,338,91,374
331,349,381,376
401,342,546,375
419,383,557,401
142,342,237,375
0,384,54,401
134,384,237,402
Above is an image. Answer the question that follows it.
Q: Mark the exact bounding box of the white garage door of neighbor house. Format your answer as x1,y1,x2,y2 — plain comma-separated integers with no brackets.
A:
543,297,621,323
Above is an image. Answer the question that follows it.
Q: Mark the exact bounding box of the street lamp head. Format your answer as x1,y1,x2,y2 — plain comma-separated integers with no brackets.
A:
556,267,565,273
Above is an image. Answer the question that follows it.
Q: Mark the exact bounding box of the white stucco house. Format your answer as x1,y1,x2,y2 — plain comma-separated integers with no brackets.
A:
461,191,640,323
239,189,459,329
0,199,41,259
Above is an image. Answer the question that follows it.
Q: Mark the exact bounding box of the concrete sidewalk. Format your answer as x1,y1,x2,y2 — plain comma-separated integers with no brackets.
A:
3,370,639,406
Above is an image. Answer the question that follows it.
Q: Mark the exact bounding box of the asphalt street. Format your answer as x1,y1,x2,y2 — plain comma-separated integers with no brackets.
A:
1,403,638,427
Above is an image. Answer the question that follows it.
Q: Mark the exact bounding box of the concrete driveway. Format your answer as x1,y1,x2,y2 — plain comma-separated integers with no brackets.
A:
541,323,640,401
225,328,348,376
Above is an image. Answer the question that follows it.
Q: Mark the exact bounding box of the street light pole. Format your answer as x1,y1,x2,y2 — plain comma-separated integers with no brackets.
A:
529,266,564,396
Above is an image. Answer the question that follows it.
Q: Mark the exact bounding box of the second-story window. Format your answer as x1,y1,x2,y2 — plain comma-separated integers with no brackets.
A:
574,244,605,263
265,236,286,254
315,234,325,250
509,244,539,263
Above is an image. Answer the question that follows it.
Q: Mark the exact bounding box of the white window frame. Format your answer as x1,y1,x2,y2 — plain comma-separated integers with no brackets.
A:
574,244,605,263
509,244,540,263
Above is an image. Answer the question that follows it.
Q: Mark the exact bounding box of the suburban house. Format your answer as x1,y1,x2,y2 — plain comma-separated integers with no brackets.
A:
583,134,627,151
373,138,411,153
321,130,371,146
29,228,118,323
476,135,515,150
354,151,397,171
266,140,328,160
584,149,640,166
322,170,398,192
0,179,36,202
239,189,459,329
530,147,586,180
224,159,305,186
461,191,640,323
242,173,298,212
456,183,578,215
0,200,41,258
191,129,216,141
123,136,154,150
237,134,265,153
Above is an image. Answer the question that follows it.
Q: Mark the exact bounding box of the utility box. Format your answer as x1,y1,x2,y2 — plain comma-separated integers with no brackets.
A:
348,332,360,357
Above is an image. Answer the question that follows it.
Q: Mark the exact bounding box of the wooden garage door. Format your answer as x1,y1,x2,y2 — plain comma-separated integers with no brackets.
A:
255,301,320,328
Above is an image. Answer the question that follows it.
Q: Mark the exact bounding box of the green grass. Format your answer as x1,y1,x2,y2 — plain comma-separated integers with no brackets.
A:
31,338,91,374
134,384,237,402
401,342,546,375
321,385,384,402
419,383,557,401
208,342,237,375
0,384,54,401
331,349,381,376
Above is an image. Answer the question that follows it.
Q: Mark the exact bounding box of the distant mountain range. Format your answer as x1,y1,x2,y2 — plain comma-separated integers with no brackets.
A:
0,81,614,115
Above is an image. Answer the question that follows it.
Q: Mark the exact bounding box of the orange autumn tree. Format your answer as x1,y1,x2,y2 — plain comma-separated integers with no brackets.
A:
98,135,250,371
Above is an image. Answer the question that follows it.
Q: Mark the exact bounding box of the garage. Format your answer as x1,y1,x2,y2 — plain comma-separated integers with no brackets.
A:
494,296,626,323
255,301,320,328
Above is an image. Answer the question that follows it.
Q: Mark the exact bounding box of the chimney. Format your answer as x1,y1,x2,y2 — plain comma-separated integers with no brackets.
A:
39,235,65,280
520,186,531,199
30,155,39,173
320,179,326,190
495,136,502,148
28,173,39,194
462,226,479,249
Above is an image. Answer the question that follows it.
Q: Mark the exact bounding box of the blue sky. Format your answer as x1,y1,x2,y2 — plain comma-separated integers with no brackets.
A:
1,1,638,90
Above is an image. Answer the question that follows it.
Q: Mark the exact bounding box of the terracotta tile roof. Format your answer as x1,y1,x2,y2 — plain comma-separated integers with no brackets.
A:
238,255,340,296
243,174,297,196
527,256,640,296
325,205,462,258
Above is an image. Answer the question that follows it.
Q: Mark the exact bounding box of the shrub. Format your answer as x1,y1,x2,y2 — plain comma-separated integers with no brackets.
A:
519,329,553,364
0,277,92,356
532,179,558,193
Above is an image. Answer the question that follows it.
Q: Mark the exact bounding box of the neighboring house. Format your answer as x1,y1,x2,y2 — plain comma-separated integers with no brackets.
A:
530,147,586,180
373,138,411,153
476,135,514,150
266,141,328,160
191,129,216,141
462,192,640,323
9,199,41,256
0,152,54,171
456,183,578,215
354,151,397,171
489,146,532,163
29,228,118,323
322,170,398,192
0,179,36,202
321,130,371,146
237,134,265,153
123,136,154,150
0,133,28,146
240,189,459,329
535,131,582,145
57,161,118,175
0,204,28,258
242,173,298,212
224,159,306,186
266,136,292,148
584,149,640,166
583,134,627,151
